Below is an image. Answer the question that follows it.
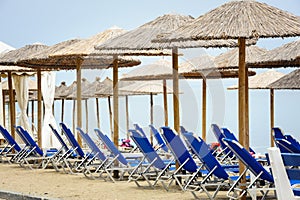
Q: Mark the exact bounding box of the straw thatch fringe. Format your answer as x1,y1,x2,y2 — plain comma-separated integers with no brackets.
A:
0,44,48,66
228,70,285,90
154,1,300,43
95,14,255,53
250,39,300,68
214,46,268,69
268,69,300,89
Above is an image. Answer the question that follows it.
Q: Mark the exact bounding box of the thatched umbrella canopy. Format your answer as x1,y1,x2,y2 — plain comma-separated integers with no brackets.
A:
214,46,269,70
42,27,140,146
153,1,300,185
94,14,250,149
250,39,300,68
228,70,285,146
0,44,45,141
268,69,300,89
0,44,50,146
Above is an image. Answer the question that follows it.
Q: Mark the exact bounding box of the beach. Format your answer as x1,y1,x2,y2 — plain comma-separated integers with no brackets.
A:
0,163,198,200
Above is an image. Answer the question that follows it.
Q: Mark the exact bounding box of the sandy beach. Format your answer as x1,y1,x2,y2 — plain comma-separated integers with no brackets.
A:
0,163,214,200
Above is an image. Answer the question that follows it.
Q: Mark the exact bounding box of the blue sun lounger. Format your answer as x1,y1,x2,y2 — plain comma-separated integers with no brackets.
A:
211,124,235,161
13,126,47,169
59,123,87,173
129,129,175,188
182,132,240,199
223,138,275,199
149,125,168,153
95,129,143,182
160,127,202,191
273,128,300,153
76,127,108,179
0,125,21,162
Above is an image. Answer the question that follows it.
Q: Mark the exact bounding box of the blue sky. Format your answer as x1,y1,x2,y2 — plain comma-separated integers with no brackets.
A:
1,0,299,152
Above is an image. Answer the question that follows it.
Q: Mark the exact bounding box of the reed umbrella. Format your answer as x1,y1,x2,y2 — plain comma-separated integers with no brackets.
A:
250,39,300,68
41,27,141,146
269,69,300,89
153,1,300,192
0,44,44,141
228,70,285,146
0,29,140,147
94,14,244,149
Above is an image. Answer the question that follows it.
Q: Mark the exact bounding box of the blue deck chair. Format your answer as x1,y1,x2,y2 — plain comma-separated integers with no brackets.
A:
273,127,300,153
211,124,235,161
149,125,168,153
95,129,143,182
14,126,46,169
129,129,175,188
182,132,241,199
59,123,87,173
0,125,22,161
223,138,275,199
267,148,300,200
76,127,108,179
161,127,202,190
41,124,71,169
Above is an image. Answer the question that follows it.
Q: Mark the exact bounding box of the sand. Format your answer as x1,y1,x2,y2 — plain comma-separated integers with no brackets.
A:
0,163,203,200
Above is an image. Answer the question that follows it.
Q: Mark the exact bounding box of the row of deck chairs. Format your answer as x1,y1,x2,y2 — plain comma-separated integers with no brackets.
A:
1,123,300,199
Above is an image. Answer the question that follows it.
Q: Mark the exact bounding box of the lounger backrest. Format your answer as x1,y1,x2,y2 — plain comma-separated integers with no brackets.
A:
149,125,168,152
222,128,256,154
183,132,229,179
272,127,285,139
49,124,68,151
133,124,147,138
129,129,166,170
285,135,300,150
180,126,187,134
95,129,128,166
161,127,198,173
0,125,21,152
15,126,43,156
211,124,234,157
275,138,300,153
223,138,274,182
59,123,85,158
77,128,106,161
281,153,300,180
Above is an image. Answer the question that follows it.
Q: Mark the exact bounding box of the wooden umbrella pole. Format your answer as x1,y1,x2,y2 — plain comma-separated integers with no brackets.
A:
270,89,274,147
202,79,207,141
163,79,168,126
113,55,119,147
8,72,15,139
108,96,113,137
76,57,83,146
172,47,180,135
37,69,42,147
72,100,76,134
31,100,34,133
85,99,88,133
238,38,247,200
96,98,100,129
61,99,64,123
112,54,120,179
150,93,154,145
3,92,6,127
125,95,129,139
